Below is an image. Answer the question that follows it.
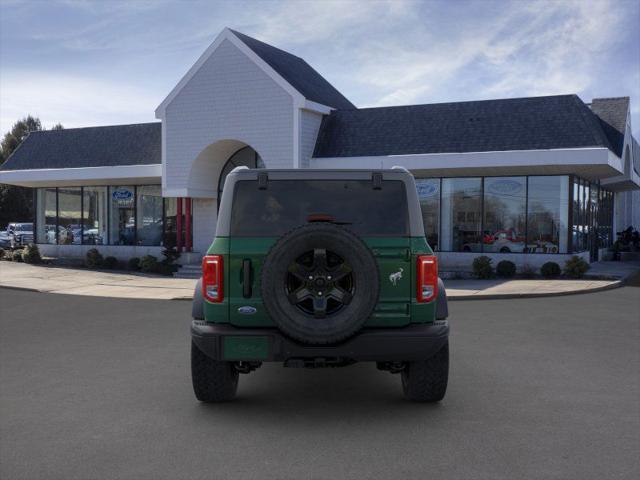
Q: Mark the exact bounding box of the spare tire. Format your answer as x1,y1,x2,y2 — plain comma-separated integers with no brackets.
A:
261,223,379,345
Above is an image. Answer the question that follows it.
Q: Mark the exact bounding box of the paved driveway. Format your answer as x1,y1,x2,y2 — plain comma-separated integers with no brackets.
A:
1,287,638,480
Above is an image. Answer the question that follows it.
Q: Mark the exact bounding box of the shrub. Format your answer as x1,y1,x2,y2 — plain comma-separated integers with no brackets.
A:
161,245,180,266
13,250,24,262
540,261,561,279
128,257,141,271
140,255,159,273
496,260,516,278
564,256,590,279
102,256,118,269
156,263,175,276
0,248,5,260
22,244,42,264
472,256,493,279
85,248,103,269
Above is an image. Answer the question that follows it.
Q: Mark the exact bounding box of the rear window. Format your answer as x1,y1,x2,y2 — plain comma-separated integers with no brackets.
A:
230,180,409,236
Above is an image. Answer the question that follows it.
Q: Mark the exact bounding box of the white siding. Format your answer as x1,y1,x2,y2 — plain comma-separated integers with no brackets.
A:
163,39,295,194
299,110,324,168
192,198,217,254
615,189,640,231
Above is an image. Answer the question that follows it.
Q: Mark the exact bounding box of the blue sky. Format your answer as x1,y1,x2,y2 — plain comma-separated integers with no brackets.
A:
1,0,639,137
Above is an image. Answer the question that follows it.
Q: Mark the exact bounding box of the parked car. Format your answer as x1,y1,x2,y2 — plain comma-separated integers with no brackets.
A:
462,229,527,253
0,230,10,248
82,228,103,245
483,229,526,253
5,223,34,249
191,167,450,403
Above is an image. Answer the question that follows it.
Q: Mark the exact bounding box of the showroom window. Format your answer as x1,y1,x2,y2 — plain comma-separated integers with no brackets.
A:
415,178,440,250
483,177,527,254
440,178,482,252
526,176,569,254
136,185,163,246
598,190,614,248
83,187,107,245
571,177,614,253
417,175,592,254
35,188,57,244
35,185,172,247
109,186,136,245
572,178,584,252
57,188,82,245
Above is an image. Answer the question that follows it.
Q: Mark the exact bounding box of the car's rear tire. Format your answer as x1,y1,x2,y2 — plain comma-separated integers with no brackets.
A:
191,341,239,402
401,340,449,402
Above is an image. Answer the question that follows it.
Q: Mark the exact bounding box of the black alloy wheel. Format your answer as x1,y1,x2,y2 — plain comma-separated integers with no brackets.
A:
286,248,354,318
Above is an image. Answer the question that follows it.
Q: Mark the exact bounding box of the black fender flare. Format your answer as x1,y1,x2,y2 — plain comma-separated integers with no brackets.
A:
436,277,448,320
192,278,204,320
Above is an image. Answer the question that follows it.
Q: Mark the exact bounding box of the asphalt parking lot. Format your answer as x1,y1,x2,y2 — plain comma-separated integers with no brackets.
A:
1,286,638,480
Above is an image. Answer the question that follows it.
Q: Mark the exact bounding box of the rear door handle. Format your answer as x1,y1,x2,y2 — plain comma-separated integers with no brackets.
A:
242,259,252,298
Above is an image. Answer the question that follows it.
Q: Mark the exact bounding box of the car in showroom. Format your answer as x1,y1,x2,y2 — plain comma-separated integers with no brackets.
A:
5,223,34,249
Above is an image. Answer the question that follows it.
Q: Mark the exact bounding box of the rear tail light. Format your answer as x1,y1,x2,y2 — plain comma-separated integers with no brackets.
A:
417,255,438,303
202,255,224,303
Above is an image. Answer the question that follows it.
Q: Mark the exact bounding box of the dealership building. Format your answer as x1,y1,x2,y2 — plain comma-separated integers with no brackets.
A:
1,28,638,270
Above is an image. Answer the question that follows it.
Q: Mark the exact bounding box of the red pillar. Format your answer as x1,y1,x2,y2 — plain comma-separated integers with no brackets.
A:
176,197,183,252
185,198,192,252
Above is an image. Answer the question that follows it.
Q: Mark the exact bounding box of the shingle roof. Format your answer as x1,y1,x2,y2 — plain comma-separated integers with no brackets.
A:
589,97,629,157
313,94,615,158
230,29,355,110
1,122,161,171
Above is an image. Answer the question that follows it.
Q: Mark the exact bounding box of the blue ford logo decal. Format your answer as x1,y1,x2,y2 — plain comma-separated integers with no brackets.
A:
238,306,257,315
488,180,522,195
416,182,439,197
112,189,133,200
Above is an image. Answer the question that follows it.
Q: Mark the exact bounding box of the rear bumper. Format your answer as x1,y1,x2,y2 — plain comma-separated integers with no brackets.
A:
191,320,449,362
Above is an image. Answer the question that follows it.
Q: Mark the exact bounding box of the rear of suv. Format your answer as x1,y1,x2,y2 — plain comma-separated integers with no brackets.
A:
191,168,449,402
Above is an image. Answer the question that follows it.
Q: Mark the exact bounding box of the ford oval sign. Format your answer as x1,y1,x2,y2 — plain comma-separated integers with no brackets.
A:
416,181,439,198
112,189,133,200
238,306,257,315
488,179,523,195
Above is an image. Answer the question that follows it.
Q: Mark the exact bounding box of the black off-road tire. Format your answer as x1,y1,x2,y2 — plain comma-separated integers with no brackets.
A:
191,341,239,402
401,340,449,402
261,223,379,345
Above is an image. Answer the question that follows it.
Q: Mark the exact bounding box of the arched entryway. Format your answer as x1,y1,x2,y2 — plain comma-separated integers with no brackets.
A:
176,139,264,254
217,146,265,208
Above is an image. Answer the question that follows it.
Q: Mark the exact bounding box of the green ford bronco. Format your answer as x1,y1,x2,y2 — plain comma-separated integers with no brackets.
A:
191,167,449,402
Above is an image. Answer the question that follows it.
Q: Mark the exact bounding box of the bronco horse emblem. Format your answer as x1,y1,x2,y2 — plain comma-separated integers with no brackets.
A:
389,268,403,286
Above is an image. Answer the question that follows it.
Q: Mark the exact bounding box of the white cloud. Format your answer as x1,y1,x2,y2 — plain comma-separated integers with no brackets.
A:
244,0,412,46
0,0,636,137
0,72,158,132
341,0,624,106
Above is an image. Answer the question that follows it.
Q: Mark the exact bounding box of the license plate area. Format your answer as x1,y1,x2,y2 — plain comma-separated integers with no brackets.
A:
222,336,270,360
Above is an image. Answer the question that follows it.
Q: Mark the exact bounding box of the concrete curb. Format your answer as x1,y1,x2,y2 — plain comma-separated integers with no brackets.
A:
0,285,41,293
0,284,193,300
446,279,623,301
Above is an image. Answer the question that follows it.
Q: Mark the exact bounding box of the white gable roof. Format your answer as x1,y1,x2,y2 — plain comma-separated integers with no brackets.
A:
155,28,333,118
